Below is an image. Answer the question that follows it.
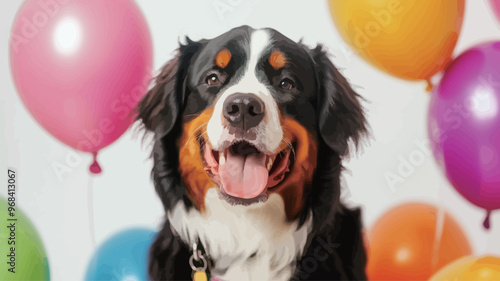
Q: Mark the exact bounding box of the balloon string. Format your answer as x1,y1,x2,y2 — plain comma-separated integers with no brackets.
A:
426,79,434,92
432,200,445,270
483,210,492,230
88,175,96,247
89,151,102,174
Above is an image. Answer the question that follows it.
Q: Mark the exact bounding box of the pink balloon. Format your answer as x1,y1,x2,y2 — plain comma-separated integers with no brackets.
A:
491,0,500,22
10,0,153,170
428,42,500,229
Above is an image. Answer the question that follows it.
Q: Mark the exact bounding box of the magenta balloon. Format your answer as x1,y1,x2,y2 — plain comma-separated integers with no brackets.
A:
491,0,500,22
10,0,153,153
429,41,500,214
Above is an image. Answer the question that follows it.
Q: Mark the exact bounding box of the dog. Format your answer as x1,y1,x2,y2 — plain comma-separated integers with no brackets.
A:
137,25,368,281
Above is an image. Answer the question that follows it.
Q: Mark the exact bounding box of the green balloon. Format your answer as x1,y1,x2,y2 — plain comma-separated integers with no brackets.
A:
0,197,50,280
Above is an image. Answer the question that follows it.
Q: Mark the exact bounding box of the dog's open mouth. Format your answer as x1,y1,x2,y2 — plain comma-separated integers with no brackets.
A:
202,140,291,204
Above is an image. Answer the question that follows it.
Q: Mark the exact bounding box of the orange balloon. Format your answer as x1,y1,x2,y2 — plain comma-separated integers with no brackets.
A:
367,203,472,281
430,256,500,281
328,0,465,87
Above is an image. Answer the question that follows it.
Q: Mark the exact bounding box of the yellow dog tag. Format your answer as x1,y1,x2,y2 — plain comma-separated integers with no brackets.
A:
190,243,209,281
193,270,208,281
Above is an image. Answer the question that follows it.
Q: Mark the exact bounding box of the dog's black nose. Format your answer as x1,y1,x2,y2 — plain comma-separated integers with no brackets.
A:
223,93,265,130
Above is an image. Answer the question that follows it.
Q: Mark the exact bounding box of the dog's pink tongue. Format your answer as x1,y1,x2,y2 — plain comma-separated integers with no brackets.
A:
219,149,268,199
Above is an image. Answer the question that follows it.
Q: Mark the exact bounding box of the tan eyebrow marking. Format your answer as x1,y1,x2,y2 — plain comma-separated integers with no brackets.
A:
214,48,232,69
269,50,287,70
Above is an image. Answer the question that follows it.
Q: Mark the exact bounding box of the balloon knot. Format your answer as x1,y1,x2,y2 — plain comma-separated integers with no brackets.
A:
483,210,492,230
426,79,434,92
89,152,102,174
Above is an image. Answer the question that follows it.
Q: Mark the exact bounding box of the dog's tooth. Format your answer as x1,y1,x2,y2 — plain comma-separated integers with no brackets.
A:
267,157,273,171
219,153,226,165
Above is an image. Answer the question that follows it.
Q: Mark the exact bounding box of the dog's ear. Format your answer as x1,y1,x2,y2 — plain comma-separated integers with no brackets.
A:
312,45,367,156
136,39,202,138
136,39,202,211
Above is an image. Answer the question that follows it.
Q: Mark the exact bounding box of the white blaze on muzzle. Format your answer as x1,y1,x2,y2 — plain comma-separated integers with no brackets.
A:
206,29,285,199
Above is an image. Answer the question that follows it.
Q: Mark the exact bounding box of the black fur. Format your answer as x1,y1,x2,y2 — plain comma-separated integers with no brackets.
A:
137,41,203,212
293,206,367,280
312,45,367,157
299,45,367,233
136,26,368,280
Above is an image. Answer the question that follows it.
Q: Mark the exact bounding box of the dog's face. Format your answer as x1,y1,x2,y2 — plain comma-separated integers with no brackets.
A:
184,28,318,207
138,26,366,221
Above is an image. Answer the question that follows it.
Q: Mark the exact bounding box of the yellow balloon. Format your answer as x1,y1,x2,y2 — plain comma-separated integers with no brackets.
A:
430,256,500,281
328,0,465,87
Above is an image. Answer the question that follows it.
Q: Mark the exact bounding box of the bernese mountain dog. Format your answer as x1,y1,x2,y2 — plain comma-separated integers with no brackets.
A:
137,25,368,281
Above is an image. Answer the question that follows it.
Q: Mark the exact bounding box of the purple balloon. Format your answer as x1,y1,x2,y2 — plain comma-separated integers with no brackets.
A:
428,41,500,229
491,0,500,23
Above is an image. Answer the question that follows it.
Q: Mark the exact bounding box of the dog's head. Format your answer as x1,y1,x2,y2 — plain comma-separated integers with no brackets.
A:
137,26,366,223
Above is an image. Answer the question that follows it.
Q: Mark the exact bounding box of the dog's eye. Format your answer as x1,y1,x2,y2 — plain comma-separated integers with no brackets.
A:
206,74,220,86
279,79,294,90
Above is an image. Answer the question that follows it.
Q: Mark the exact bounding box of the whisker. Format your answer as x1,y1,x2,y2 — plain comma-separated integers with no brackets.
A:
197,131,208,140
282,137,296,161
180,122,208,153
196,131,208,146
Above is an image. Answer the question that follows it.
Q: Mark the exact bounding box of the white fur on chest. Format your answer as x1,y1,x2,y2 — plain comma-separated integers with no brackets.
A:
168,188,312,281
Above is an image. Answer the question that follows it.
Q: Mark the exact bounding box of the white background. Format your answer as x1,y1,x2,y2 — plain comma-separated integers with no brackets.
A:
1,0,500,280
